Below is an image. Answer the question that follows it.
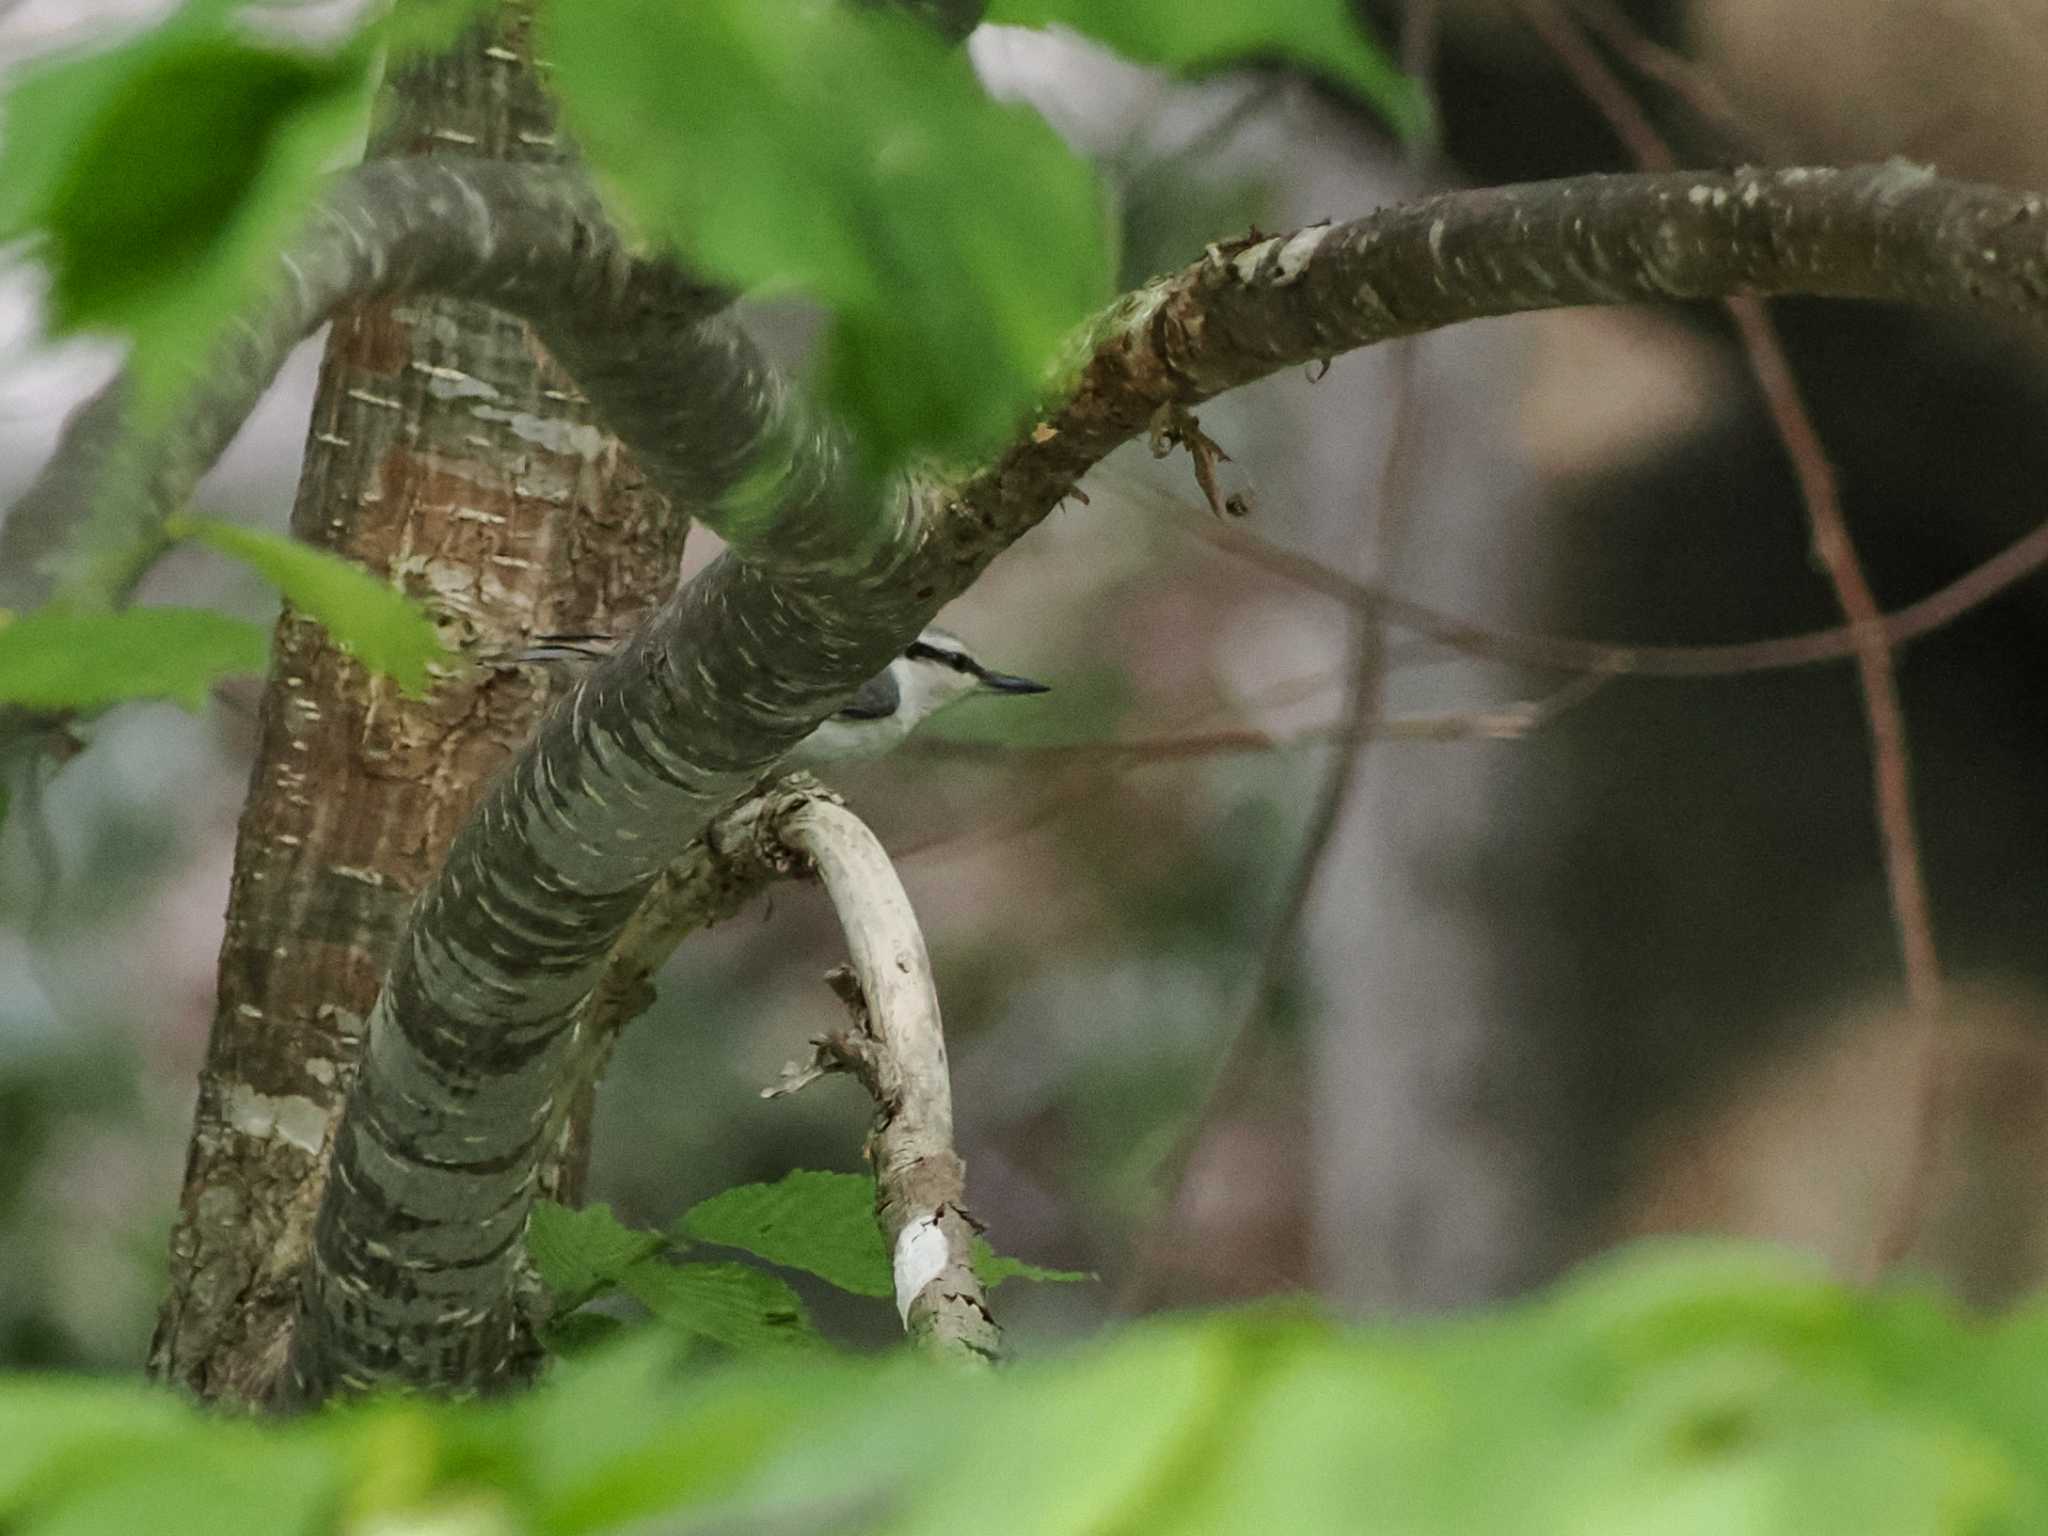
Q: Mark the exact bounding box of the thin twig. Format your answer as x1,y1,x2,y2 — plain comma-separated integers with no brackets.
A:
1517,0,1946,1275
1117,0,1445,1311
916,672,1614,765
1198,515,2048,679
897,498,2048,872
1565,0,1775,160
770,798,1000,1365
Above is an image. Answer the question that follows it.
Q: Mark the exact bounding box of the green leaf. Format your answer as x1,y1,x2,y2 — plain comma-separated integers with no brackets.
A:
526,1202,667,1307
618,1260,823,1355
0,5,373,420
545,0,1112,478
27,1436,338,1536
894,1322,1249,1532
525,1340,880,1536
985,0,1431,141
971,1235,1094,1289
0,606,268,711
0,1379,338,1536
542,1310,632,1358
12,1240,2048,1536
677,1171,893,1299
173,518,447,695
374,0,504,59
0,1378,189,1513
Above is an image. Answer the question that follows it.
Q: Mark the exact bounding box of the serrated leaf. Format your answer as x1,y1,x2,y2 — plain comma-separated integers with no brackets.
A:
174,518,446,695
0,606,268,711
971,1235,1094,1289
677,1171,893,1300
619,1260,823,1355
545,0,1111,481
986,0,1430,141
527,1202,667,1306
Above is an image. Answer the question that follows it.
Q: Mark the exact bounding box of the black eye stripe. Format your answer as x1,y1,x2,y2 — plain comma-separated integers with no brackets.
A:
905,640,979,674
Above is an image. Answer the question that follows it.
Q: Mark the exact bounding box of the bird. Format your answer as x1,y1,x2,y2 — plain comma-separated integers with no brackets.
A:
495,626,1049,767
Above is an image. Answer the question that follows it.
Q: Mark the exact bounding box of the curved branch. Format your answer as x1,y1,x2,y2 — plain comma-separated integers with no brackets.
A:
543,778,822,1155
283,161,2048,1398
771,797,999,1365
0,157,735,613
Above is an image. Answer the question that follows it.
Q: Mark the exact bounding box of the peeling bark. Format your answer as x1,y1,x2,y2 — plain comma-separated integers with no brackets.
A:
146,8,685,1405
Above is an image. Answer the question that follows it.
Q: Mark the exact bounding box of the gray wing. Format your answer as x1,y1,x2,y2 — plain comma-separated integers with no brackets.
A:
835,667,900,721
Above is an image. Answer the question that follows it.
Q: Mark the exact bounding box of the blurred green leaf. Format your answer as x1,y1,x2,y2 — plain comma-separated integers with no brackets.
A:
0,1377,188,1513
173,518,447,695
35,46,332,330
892,1321,1246,1532
618,1260,822,1355
24,1436,337,1536
541,1310,631,1358
0,606,268,711
0,0,244,236
0,1379,336,1536
524,1339,883,1535
677,1171,893,1299
986,0,1431,140
0,3,372,421
545,0,1111,480
970,1235,1093,1290
374,0,503,58
527,1202,666,1307
8,1242,2048,1533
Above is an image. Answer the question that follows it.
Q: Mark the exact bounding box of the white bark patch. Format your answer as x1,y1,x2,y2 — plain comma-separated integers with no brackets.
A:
1270,225,1331,286
1229,238,1280,285
224,1084,329,1156
418,363,503,402
893,1214,950,1324
470,406,606,457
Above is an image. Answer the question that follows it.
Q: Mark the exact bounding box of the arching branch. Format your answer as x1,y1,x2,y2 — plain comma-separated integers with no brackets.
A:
24,155,2032,1399
0,160,728,615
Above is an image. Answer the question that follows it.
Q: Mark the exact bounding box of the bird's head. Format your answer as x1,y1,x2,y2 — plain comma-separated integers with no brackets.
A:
896,627,1050,722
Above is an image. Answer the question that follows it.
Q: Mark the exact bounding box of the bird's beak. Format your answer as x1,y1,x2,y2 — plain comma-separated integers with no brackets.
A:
976,669,1050,696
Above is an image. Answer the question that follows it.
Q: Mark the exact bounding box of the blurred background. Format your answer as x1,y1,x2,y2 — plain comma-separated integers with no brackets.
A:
5,0,2048,1369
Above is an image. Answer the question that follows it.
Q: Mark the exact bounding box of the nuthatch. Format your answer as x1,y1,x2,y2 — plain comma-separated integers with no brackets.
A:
502,627,1049,767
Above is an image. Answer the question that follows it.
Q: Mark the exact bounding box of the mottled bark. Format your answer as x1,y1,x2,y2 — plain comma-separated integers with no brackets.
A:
15,136,2030,1397
146,10,686,1405
283,160,2048,1400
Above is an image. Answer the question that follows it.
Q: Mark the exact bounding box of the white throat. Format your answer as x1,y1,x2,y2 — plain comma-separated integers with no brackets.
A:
783,654,979,768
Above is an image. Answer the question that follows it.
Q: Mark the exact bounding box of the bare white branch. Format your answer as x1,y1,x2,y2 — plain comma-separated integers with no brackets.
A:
775,798,1000,1365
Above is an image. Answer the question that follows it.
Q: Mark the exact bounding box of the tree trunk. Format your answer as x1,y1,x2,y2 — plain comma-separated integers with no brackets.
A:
147,2,682,1405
